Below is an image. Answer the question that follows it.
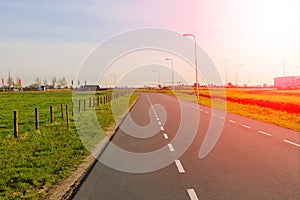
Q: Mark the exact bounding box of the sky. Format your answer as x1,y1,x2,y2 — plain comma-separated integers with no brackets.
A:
0,0,299,87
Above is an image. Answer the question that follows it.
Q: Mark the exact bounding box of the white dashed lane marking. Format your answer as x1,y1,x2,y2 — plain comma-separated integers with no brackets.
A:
258,130,272,137
158,121,162,125
174,160,185,173
167,143,175,152
283,140,300,148
163,133,169,139
187,189,199,200
241,124,251,129
160,127,165,131
229,120,236,124
218,116,225,120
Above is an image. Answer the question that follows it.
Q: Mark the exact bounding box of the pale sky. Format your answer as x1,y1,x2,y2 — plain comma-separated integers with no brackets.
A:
0,0,299,87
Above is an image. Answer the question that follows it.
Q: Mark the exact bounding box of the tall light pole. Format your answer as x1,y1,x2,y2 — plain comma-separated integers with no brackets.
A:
165,58,174,92
183,33,199,100
235,64,242,87
110,74,116,88
224,59,228,86
152,70,160,88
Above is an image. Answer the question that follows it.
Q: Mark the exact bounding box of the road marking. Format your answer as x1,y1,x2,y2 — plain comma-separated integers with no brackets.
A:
229,120,236,124
258,130,271,136
158,121,162,125
160,127,165,131
163,133,169,139
187,189,199,200
156,117,160,121
200,109,203,112
204,111,209,114
167,143,175,152
241,124,251,129
174,160,185,173
218,116,225,120
283,140,300,147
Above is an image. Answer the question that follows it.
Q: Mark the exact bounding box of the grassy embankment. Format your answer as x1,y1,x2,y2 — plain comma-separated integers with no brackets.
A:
145,88,300,131
0,90,137,199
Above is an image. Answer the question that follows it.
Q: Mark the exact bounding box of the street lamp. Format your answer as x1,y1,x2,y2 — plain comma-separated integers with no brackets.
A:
235,64,242,87
165,58,174,92
224,59,228,86
152,70,160,88
183,33,199,100
110,74,116,88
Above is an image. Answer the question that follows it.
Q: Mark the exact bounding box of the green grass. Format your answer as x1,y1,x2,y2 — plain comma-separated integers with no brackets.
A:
0,90,138,199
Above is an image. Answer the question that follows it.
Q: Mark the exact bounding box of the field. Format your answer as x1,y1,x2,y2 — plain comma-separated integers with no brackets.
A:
0,90,137,199
152,88,300,131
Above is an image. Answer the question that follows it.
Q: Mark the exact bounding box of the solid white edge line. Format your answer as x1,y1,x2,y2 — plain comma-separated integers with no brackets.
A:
187,189,199,200
283,140,300,147
229,120,236,124
241,124,251,129
258,130,271,136
160,127,165,131
167,143,175,152
163,133,169,139
174,160,185,173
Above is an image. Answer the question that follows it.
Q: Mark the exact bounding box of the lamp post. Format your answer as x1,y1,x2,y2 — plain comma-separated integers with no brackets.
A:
152,70,160,88
183,33,199,100
235,64,242,87
110,74,116,88
165,58,174,92
224,59,228,86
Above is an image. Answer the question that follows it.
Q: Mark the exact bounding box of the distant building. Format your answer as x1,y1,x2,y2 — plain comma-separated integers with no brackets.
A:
274,76,300,89
77,85,101,91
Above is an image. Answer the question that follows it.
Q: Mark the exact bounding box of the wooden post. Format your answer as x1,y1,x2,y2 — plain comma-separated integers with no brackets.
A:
66,105,70,130
89,97,91,108
97,96,100,106
84,99,86,111
78,100,81,113
61,103,64,119
14,110,18,138
50,106,54,123
35,107,39,129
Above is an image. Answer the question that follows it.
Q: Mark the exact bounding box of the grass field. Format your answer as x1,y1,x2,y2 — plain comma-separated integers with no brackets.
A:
144,88,300,131
0,90,137,199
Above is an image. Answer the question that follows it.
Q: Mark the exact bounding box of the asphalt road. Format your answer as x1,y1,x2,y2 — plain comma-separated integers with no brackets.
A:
72,92,299,200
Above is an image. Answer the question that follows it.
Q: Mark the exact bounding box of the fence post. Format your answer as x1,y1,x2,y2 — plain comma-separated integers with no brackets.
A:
35,107,39,129
14,110,18,138
50,106,54,123
84,99,86,111
61,103,64,119
97,96,100,106
89,97,91,108
66,104,70,130
78,100,81,113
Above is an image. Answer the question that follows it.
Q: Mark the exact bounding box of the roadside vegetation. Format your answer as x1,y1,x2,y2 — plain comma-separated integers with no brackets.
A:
143,88,300,131
0,90,137,199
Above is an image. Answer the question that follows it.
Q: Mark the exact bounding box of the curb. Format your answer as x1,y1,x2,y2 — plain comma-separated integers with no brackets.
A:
46,94,140,200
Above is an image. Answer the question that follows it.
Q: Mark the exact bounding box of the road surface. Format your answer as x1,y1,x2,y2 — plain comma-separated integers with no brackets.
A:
72,92,299,200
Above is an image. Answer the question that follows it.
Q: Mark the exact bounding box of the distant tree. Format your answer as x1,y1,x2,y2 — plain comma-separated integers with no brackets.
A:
35,77,41,86
43,78,48,86
58,77,67,89
7,73,13,87
51,77,56,89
